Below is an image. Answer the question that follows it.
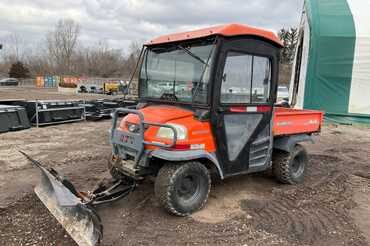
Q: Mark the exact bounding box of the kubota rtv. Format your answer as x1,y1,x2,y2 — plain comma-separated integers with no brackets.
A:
23,23,323,246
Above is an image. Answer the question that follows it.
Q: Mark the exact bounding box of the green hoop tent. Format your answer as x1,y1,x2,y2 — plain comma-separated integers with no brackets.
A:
289,0,370,124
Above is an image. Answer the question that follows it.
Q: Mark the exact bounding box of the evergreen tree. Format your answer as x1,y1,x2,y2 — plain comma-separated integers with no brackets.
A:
8,61,30,78
278,28,299,64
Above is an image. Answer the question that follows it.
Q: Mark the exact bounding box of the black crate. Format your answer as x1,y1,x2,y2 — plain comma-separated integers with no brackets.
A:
83,99,137,120
22,100,85,126
0,99,27,106
0,105,31,133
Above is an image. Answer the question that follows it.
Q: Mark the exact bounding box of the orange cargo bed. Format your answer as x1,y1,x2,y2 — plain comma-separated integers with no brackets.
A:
273,107,324,136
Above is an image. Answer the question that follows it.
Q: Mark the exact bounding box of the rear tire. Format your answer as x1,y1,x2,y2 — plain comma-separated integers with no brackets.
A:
272,144,307,184
155,161,211,216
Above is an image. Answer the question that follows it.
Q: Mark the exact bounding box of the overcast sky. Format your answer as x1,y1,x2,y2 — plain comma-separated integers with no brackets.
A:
0,0,304,54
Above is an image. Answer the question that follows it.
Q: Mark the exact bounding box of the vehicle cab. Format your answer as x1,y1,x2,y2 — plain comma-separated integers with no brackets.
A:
111,24,283,178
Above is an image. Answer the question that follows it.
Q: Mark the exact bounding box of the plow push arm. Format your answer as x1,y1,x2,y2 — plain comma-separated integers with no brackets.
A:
20,151,136,246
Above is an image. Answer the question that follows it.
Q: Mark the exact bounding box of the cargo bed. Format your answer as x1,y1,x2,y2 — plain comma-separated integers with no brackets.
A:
273,107,324,136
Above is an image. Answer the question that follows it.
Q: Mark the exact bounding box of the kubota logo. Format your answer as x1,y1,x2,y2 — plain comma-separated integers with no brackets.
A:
277,121,292,126
120,134,134,144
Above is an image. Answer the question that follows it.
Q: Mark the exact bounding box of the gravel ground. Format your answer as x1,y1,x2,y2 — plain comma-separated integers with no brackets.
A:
1,87,370,246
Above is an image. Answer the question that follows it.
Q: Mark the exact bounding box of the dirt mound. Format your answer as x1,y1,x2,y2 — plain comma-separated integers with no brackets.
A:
242,172,364,245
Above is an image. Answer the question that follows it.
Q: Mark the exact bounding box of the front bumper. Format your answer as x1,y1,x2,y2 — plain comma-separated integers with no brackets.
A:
110,108,177,167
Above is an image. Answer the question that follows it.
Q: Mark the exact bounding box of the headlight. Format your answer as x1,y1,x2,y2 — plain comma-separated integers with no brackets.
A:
156,123,187,140
126,122,140,133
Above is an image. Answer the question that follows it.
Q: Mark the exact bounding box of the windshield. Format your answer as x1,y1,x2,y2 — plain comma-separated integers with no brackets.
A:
139,41,215,104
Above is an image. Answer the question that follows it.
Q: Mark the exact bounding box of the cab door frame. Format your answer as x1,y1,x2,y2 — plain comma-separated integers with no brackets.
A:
210,36,280,177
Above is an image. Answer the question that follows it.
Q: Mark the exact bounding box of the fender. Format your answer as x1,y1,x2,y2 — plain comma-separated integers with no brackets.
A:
273,134,314,152
150,149,224,179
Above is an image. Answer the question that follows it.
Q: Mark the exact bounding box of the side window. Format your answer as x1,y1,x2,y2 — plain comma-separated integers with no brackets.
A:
252,56,271,102
221,52,252,104
221,52,271,104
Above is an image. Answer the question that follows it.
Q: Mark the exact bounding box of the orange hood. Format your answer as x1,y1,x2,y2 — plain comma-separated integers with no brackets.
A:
118,104,216,152
122,105,194,125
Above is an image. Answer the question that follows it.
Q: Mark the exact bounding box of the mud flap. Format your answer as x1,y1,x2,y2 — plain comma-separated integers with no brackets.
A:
20,151,102,246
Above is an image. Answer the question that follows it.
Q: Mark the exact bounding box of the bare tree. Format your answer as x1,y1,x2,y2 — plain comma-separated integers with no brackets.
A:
128,41,142,60
0,22,143,78
2,33,26,62
10,33,25,61
0,33,28,74
26,54,53,75
47,19,80,74
24,40,51,75
87,42,124,77
72,41,125,77
123,40,143,77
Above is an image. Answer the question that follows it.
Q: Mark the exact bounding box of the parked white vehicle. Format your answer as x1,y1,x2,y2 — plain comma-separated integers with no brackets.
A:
277,86,289,101
0,78,19,86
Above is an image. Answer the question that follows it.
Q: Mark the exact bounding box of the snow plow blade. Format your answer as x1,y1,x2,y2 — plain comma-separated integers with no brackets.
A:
20,151,102,246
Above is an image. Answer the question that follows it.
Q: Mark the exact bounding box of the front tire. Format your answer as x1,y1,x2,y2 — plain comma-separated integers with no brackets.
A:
155,161,211,216
272,144,307,184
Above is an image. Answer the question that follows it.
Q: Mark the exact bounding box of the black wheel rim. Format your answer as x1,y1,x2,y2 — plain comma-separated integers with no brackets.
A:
291,153,305,179
176,173,202,203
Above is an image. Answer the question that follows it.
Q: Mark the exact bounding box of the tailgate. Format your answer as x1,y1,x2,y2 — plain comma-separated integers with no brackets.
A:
273,107,324,136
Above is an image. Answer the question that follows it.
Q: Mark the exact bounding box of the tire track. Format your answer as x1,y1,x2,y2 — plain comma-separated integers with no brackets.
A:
240,154,367,246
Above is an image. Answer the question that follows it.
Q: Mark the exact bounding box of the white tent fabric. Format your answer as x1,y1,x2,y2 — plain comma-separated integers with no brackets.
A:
347,0,370,115
290,0,370,119
289,10,310,109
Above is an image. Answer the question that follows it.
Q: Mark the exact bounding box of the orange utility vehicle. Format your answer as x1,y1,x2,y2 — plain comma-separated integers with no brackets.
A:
24,24,323,246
